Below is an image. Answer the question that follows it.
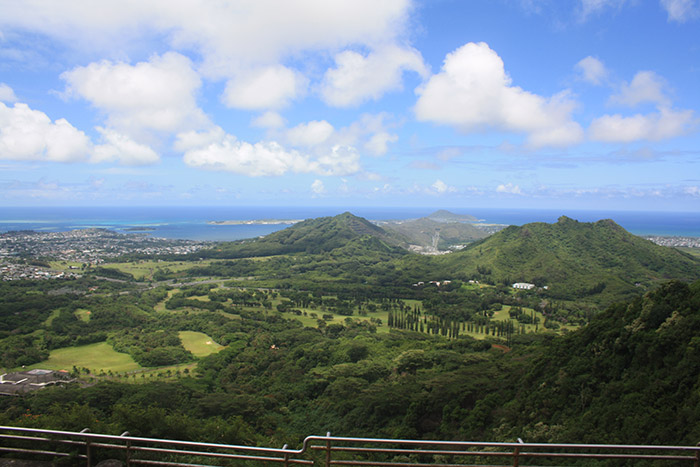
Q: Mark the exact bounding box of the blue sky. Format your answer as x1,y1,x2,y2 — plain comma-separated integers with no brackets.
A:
0,0,698,210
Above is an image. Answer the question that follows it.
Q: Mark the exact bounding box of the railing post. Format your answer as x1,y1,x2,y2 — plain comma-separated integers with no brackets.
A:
513,437,523,467
325,432,332,467
121,431,131,466
695,442,700,467
81,428,91,467
282,443,289,467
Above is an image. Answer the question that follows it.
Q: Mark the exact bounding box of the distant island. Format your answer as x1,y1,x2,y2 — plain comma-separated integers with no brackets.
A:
208,219,303,226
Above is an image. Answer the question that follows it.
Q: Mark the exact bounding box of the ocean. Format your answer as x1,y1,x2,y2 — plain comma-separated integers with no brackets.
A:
0,206,698,241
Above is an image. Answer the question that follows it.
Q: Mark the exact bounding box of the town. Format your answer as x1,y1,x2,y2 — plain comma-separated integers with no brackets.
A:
0,229,208,281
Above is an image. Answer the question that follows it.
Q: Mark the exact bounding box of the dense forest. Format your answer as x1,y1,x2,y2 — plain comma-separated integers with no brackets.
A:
1,279,699,449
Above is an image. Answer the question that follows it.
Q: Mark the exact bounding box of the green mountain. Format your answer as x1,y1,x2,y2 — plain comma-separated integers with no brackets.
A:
202,212,406,258
381,210,489,251
434,216,700,303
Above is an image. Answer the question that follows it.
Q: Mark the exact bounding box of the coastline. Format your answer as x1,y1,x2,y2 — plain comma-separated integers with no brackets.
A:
207,219,303,226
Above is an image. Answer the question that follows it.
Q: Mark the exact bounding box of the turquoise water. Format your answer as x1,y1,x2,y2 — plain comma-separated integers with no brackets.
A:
0,206,698,241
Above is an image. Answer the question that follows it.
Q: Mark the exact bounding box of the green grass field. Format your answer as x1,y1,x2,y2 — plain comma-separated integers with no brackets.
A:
179,331,224,357
24,342,140,373
43,309,61,327
74,308,91,322
97,259,216,280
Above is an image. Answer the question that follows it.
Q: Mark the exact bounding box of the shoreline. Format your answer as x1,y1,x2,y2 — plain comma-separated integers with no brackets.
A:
207,219,303,226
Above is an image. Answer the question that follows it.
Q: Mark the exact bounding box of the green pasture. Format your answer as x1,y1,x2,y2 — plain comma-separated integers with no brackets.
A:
179,331,224,357
43,309,61,327
24,342,139,373
154,289,177,312
677,247,700,259
98,259,216,280
74,308,91,322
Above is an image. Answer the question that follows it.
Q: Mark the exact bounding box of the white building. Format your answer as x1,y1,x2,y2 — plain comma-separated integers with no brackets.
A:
512,282,535,290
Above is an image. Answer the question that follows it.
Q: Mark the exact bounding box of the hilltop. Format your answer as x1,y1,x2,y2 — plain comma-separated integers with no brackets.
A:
198,212,406,259
433,215,700,304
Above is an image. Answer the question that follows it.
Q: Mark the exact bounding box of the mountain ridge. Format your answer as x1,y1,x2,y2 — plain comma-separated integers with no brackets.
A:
433,215,700,303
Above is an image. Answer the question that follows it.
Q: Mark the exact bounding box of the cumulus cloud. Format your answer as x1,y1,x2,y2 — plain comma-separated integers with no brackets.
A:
415,42,583,148
321,45,427,107
364,131,398,156
660,0,700,22
251,111,286,129
0,1,413,77
431,179,455,194
589,70,696,143
92,127,160,165
610,71,670,107
575,56,608,85
62,52,207,138
311,179,326,195
0,83,17,103
496,183,523,195
176,127,361,177
0,102,90,162
222,65,307,110
589,107,696,142
286,120,335,147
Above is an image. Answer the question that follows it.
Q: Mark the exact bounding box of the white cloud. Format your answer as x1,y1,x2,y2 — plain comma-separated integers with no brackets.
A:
610,71,670,108
61,52,207,137
177,127,361,177
660,0,700,22
222,65,307,110
364,131,398,156
589,107,696,142
578,0,627,20
0,1,413,77
315,145,362,176
0,83,17,103
92,127,160,165
575,56,608,85
321,45,427,107
684,186,700,196
251,111,286,129
496,183,523,194
311,179,326,195
286,120,335,147
431,179,455,194
0,102,90,162
415,42,583,148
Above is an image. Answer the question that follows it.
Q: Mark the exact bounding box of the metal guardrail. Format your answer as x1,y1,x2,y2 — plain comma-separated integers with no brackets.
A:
1,425,699,466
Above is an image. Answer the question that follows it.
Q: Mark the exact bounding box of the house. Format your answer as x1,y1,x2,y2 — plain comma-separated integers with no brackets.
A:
512,282,535,290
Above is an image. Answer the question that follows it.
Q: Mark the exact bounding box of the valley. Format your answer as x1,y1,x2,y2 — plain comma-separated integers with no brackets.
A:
0,212,699,450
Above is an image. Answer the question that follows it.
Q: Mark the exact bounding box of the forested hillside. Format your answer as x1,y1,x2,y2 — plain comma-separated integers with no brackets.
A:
196,212,407,259
434,216,700,305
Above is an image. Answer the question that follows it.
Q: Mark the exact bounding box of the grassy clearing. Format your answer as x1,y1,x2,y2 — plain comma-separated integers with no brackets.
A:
98,259,216,280
179,331,224,357
677,247,700,259
43,309,61,327
74,308,91,322
154,289,178,312
24,342,140,373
